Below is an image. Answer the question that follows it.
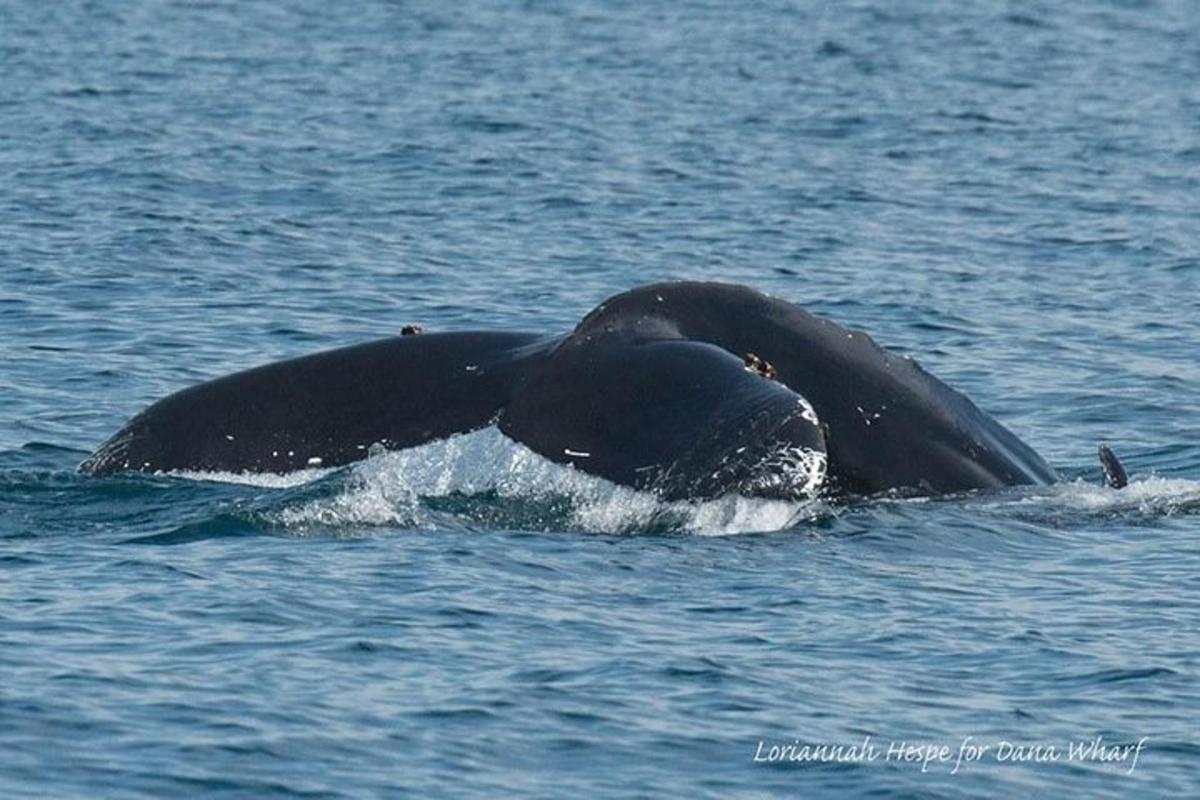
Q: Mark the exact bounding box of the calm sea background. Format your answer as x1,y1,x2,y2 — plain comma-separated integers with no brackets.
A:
2,1,1198,797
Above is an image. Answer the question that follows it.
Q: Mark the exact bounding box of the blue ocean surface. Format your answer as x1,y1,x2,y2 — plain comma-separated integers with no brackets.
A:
2,0,1198,797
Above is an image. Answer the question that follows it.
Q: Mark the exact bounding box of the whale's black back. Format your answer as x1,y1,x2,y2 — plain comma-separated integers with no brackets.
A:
550,282,1056,495
82,282,1057,498
81,332,555,476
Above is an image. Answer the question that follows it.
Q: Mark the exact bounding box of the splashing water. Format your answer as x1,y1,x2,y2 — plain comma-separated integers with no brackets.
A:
170,428,828,536
1005,476,1200,519
157,428,1200,537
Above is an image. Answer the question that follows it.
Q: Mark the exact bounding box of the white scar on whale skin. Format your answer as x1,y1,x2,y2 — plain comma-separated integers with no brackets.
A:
797,396,819,427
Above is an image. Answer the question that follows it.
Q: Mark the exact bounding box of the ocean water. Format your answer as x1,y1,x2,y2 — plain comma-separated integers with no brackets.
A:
2,0,1198,797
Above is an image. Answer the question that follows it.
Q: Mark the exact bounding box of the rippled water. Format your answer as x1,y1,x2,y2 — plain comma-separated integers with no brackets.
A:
2,1,1198,797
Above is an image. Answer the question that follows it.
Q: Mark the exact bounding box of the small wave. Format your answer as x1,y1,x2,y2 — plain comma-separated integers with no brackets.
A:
985,475,1200,520
172,428,824,536
1043,476,1200,516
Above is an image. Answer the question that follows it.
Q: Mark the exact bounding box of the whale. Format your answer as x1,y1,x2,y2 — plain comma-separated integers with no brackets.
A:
80,281,1062,499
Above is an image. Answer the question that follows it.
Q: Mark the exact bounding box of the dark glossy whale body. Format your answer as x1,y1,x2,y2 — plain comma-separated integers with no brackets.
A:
81,282,1057,499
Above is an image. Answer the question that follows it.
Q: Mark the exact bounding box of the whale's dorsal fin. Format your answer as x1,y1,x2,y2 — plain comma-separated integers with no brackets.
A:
1099,444,1128,489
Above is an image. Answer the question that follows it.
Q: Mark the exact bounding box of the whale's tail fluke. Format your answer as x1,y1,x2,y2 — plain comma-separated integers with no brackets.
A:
1099,444,1129,489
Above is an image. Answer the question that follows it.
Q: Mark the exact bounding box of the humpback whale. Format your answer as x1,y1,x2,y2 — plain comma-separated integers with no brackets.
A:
81,282,1063,499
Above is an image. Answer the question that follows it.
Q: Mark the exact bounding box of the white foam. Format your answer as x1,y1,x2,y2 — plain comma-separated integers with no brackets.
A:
168,466,332,488
987,475,1200,517
189,427,825,536
1045,475,1200,515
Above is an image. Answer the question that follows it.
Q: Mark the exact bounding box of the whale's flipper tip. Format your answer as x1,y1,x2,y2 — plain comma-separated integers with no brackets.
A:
1099,444,1129,490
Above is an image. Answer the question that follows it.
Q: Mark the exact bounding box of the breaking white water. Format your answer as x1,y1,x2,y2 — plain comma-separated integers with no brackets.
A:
172,427,829,536
164,427,1200,537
